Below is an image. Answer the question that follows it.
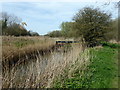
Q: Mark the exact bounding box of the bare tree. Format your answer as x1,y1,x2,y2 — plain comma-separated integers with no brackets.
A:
1,12,21,29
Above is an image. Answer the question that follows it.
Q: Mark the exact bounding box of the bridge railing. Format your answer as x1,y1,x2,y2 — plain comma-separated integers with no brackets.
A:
56,41,80,45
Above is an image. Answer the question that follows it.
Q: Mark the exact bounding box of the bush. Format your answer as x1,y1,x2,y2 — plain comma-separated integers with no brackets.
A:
101,41,120,48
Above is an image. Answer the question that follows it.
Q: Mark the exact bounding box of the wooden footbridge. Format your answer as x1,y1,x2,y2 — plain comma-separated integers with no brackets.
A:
56,41,80,47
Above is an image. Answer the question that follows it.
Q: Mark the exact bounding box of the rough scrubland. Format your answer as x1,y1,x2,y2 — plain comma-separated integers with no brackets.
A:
1,36,119,88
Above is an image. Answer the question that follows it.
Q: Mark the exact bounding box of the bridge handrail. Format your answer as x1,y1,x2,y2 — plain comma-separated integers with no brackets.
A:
56,41,80,44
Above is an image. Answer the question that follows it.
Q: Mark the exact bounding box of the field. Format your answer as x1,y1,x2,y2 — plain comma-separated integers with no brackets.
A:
1,36,119,88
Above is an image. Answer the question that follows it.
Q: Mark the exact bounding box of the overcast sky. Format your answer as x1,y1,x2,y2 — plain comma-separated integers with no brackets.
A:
1,2,118,35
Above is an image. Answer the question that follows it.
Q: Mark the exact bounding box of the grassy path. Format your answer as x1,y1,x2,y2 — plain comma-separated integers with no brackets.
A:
53,46,118,88
81,47,118,88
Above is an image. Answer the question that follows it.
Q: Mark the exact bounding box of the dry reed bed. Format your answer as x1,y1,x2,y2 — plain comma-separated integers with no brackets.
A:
2,36,90,88
2,42,90,88
2,36,56,68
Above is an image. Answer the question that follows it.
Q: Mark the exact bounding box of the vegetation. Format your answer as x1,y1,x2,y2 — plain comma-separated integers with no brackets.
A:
53,44,118,88
101,41,120,48
48,7,119,47
2,39,85,88
73,7,112,47
105,18,119,41
46,30,62,37
1,12,39,36
59,7,112,47
2,36,55,68
60,22,76,38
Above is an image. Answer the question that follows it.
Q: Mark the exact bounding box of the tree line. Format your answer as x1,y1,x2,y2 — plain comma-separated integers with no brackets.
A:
0,12,39,36
46,7,119,47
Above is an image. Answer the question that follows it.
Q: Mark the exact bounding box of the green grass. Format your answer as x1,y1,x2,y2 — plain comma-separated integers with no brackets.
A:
53,44,118,88
101,41,120,48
